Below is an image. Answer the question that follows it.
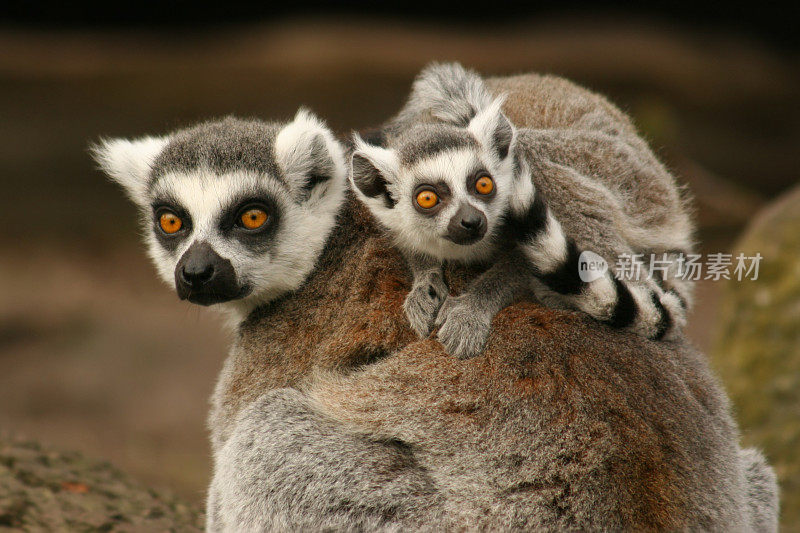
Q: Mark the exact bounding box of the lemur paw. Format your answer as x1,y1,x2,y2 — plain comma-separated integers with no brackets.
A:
403,270,449,338
435,295,492,359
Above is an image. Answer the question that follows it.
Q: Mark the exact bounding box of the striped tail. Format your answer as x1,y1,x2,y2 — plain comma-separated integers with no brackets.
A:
506,193,686,340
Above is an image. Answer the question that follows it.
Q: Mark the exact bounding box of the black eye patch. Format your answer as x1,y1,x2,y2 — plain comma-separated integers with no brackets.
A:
151,198,192,253
411,180,452,216
467,168,496,201
219,194,282,253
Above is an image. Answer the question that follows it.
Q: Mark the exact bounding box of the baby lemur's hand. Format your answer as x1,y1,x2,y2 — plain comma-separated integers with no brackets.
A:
403,270,449,338
435,294,492,359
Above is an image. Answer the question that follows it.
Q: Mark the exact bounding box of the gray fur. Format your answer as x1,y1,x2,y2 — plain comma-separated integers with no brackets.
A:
402,254,449,338
396,125,478,165
150,117,284,185
740,448,780,532
208,388,440,531
435,251,532,358
385,62,494,133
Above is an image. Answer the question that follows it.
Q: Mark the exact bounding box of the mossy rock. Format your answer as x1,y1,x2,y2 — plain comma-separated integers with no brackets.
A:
0,434,203,531
712,184,800,529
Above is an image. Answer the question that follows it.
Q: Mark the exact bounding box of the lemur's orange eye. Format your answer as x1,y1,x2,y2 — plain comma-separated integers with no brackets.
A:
475,175,494,195
240,208,268,230
415,190,439,209
159,212,183,234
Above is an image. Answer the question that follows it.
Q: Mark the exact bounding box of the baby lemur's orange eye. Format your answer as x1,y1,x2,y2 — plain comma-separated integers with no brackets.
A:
475,175,494,195
240,208,268,230
415,190,439,209
159,212,183,234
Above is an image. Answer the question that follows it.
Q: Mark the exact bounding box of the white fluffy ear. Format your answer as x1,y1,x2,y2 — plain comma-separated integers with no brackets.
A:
274,108,346,202
91,136,168,205
467,96,515,160
349,134,400,210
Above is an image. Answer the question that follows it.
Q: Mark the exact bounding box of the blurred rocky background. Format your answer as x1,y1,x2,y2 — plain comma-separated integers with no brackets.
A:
0,433,202,530
713,186,800,528
1,3,798,529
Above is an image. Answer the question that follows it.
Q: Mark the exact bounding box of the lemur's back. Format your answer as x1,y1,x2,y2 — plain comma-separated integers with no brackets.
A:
488,72,693,252
213,197,767,531
486,73,637,135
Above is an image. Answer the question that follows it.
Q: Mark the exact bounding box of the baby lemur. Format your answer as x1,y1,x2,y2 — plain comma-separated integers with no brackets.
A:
351,63,693,358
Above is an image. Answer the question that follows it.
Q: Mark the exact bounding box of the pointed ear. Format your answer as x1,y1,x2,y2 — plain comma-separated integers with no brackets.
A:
91,136,168,205
467,96,514,160
349,135,399,209
274,108,346,202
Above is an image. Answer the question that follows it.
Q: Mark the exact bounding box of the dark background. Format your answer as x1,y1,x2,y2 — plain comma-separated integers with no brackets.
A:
3,2,797,46
1,0,797,516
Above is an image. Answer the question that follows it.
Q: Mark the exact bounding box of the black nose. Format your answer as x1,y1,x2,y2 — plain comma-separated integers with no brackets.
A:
446,203,487,245
460,214,483,232
180,263,215,287
174,241,246,305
